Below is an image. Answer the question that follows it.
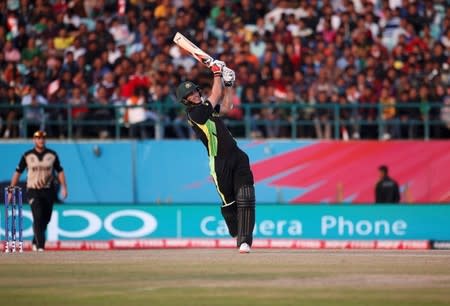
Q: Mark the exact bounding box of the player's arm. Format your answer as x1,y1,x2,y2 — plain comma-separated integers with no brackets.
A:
10,171,21,187
7,172,21,202
207,60,225,108
220,67,236,113
10,155,26,187
220,87,233,114
54,155,68,200
57,170,68,200
8,156,25,201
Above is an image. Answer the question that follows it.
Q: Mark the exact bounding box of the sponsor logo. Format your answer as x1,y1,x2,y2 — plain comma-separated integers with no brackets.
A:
200,216,303,237
46,209,158,240
321,216,407,236
432,241,450,250
0,209,159,240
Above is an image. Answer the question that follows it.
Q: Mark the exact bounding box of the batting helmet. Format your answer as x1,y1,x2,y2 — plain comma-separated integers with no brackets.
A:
176,81,200,105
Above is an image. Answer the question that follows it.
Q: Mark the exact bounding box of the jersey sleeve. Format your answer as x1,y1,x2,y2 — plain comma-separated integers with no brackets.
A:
53,154,64,173
15,155,27,173
187,101,214,125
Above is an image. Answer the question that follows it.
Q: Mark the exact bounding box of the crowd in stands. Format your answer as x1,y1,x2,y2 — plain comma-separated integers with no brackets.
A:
0,0,449,139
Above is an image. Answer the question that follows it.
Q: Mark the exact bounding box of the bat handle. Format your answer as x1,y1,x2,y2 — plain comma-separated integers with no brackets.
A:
203,58,213,67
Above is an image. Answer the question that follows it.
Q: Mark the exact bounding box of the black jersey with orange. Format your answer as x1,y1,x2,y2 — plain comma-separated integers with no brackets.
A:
16,148,63,189
187,100,238,158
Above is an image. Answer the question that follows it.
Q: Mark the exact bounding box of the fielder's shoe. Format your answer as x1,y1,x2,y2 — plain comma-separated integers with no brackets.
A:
32,244,37,252
239,243,251,254
37,248,44,252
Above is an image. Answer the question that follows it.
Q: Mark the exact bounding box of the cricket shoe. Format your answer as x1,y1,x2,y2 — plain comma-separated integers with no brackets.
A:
239,243,251,254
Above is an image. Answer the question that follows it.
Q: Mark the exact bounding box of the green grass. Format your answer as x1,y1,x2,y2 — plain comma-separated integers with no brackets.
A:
1,249,450,306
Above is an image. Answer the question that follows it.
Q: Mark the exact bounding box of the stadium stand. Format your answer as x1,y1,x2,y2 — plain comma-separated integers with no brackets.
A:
0,0,448,140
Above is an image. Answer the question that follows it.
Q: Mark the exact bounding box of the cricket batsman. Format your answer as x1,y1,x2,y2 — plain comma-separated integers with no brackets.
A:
175,60,255,253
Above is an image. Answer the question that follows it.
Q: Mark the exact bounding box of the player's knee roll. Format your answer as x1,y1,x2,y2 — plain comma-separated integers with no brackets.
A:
236,185,255,207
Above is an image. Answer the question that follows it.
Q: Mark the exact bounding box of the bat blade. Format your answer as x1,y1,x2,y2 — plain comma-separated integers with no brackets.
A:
173,32,213,66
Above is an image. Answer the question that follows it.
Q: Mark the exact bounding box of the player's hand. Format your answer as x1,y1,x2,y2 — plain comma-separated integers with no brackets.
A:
210,60,225,77
223,67,235,87
7,187,13,203
60,185,68,200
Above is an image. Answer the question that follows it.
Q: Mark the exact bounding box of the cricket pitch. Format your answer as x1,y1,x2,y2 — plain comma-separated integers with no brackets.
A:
1,249,450,306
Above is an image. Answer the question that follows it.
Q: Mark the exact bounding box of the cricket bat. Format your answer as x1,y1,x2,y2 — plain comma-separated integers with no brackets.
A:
173,32,214,67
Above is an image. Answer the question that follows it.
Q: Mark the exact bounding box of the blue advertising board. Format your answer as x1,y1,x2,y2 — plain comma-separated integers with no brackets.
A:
2,205,449,241
0,140,313,203
1,140,449,204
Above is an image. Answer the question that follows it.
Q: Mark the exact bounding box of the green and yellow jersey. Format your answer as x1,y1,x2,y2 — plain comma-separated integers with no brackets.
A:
187,100,238,158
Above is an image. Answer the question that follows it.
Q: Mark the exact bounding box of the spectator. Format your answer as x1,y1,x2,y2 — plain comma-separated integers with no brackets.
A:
67,87,88,138
125,87,150,139
47,86,68,138
4,40,21,62
379,86,400,139
210,0,233,26
441,95,450,137
345,83,362,138
21,87,47,137
89,86,114,138
313,90,332,139
65,37,86,61
109,17,135,47
375,165,400,203
154,0,175,20
257,85,280,138
431,83,447,138
21,37,42,62
359,85,378,139
1,86,21,138
0,0,447,141
53,27,74,51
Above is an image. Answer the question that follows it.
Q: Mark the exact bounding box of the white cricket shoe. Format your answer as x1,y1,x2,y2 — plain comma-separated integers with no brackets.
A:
239,243,251,253
32,244,37,252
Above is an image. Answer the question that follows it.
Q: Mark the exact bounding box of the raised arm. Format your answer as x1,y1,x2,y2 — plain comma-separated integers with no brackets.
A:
220,87,234,113
206,60,226,108
220,67,236,113
207,74,224,108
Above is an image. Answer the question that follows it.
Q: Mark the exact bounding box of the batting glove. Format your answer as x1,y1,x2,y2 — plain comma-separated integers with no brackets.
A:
210,60,225,77
223,67,235,87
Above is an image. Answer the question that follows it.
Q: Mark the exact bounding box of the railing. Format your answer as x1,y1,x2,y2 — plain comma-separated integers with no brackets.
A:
0,102,447,140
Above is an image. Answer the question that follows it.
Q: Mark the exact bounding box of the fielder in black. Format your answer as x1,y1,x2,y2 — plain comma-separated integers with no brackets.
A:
176,60,255,253
9,130,68,251
375,165,400,203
